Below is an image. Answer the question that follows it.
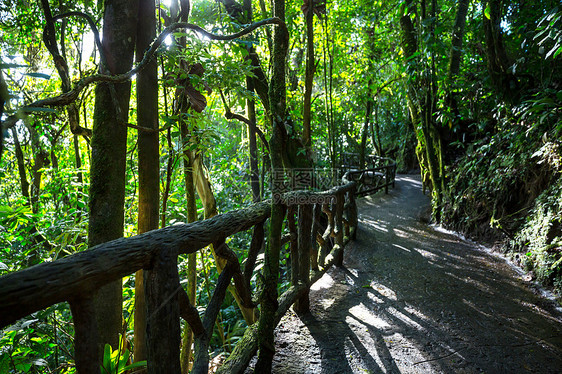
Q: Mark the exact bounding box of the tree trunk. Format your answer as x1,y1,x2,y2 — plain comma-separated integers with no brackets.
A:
11,128,30,201
322,16,336,178
133,0,159,364
23,120,48,215
374,104,382,156
445,0,469,144
88,0,138,355
179,122,198,373
192,154,259,325
247,78,261,203
243,0,261,203
302,2,314,152
400,0,445,220
255,0,289,370
483,0,517,100
168,2,200,370
73,135,83,186
449,0,469,81
359,86,373,169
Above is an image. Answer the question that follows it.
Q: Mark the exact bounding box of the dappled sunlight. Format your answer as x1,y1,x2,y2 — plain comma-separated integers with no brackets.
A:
461,298,496,318
310,272,334,291
386,305,426,331
340,335,384,373
412,247,440,260
445,271,497,296
344,267,359,280
392,227,415,239
392,243,411,253
400,176,423,188
360,216,390,233
347,303,391,329
271,176,562,373
367,291,385,304
368,282,397,301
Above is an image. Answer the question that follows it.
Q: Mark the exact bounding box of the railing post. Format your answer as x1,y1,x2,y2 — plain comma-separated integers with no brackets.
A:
318,203,333,267
349,185,358,240
335,191,345,267
69,296,100,374
145,247,181,374
294,203,312,314
310,203,321,271
385,165,390,194
287,205,298,286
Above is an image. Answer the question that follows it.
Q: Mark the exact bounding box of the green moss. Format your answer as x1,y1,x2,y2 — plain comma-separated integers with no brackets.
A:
510,179,562,291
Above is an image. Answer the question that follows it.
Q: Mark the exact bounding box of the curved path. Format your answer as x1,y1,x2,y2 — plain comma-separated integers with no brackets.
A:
247,174,562,373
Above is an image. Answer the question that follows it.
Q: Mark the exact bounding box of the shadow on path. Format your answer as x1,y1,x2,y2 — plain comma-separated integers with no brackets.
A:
247,175,562,373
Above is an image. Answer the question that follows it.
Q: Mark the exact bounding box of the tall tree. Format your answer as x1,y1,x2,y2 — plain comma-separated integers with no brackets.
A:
255,0,309,367
302,0,316,152
482,0,518,101
88,0,138,353
400,0,445,219
133,0,159,363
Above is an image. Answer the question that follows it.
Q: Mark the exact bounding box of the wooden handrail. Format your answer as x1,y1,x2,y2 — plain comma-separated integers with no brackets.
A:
0,200,271,328
343,156,397,197
0,173,386,373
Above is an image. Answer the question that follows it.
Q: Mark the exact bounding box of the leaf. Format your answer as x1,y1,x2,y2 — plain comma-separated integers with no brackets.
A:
0,63,28,69
24,107,56,113
188,63,205,77
32,358,48,367
122,361,147,371
102,344,113,373
484,3,491,20
21,318,38,328
24,72,50,80
117,349,130,372
0,262,8,270
185,86,207,113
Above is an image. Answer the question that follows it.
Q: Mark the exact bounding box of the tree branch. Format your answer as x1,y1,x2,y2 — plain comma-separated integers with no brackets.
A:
219,89,270,151
1,17,286,132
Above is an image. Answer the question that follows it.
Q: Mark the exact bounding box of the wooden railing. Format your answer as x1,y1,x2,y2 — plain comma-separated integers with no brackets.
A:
0,179,360,373
342,154,397,196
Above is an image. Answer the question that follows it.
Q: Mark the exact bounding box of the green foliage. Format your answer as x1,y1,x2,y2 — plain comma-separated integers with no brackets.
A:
534,7,562,60
510,162,562,292
2,0,562,368
0,304,75,373
443,91,562,293
100,343,146,374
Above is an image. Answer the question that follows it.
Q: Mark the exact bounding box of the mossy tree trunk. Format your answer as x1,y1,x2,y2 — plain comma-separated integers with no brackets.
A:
255,0,313,368
88,0,138,355
255,0,289,369
400,0,445,221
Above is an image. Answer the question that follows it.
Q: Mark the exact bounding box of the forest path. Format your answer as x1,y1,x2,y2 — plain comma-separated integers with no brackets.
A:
246,174,562,373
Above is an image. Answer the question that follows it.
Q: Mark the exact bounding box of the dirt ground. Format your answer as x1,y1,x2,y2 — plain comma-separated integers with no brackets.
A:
246,174,562,373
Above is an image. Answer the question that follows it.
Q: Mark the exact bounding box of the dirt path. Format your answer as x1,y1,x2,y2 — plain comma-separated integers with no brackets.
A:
246,174,562,373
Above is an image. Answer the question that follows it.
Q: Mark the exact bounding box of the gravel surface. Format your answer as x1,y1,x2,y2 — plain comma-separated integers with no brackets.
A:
246,174,562,373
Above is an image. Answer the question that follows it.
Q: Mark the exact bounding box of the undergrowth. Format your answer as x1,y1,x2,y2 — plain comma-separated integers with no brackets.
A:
442,100,562,296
